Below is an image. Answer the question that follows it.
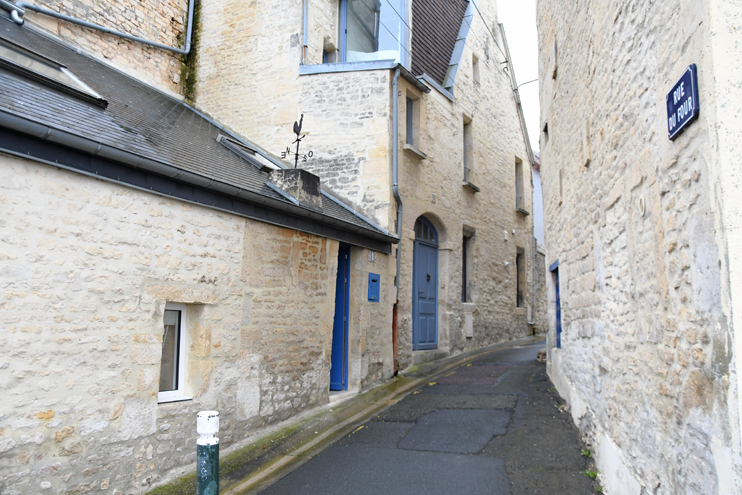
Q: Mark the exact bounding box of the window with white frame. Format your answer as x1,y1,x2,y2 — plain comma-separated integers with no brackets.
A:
158,303,191,403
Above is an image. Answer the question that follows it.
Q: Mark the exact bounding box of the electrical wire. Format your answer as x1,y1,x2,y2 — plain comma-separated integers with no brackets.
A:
469,0,508,61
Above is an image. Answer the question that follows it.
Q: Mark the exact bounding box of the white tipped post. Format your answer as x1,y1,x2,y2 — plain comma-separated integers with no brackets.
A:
197,411,219,495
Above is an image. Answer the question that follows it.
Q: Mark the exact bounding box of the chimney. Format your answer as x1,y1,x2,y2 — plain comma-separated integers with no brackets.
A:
268,168,322,209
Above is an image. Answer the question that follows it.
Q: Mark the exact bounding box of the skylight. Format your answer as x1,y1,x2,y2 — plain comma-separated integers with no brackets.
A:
0,35,107,107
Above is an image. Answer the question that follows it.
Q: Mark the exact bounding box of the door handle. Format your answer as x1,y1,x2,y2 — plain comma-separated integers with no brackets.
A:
426,274,430,282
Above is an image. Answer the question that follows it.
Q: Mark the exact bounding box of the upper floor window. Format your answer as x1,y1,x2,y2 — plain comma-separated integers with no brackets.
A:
463,116,473,182
339,0,405,65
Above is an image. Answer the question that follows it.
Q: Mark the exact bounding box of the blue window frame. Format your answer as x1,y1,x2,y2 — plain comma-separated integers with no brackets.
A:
339,0,406,65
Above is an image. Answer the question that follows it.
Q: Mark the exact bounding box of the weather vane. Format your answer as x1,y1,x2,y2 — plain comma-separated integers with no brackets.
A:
280,114,314,168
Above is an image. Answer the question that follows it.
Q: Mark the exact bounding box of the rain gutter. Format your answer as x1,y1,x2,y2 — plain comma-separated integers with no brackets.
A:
0,109,398,247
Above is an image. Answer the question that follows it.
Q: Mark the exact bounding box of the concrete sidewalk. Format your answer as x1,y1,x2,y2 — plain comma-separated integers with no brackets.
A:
148,336,598,495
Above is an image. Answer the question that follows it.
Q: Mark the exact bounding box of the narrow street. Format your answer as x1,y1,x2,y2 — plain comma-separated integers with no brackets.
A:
257,341,596,495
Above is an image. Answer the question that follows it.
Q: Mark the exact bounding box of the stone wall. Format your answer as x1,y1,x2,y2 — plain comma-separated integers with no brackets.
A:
0,155,391,494
193,0,535,369
537,0,742,492
27,0,187,94
298,70,393,228
394,0,534,367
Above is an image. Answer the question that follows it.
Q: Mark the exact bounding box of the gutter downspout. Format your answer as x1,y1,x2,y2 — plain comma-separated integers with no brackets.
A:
7,0,195,55
302,0,308,64
531,237,537,330
392,68,402,375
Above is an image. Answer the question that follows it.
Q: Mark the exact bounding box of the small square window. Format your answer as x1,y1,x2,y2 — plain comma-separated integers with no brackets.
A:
463,116,473,182
462,232,474,302
158,303,191,403
515,156,526,212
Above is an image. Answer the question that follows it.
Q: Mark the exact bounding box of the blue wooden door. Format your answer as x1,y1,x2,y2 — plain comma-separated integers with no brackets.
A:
330,245,350,390
555,268,561,348
413,217,438,350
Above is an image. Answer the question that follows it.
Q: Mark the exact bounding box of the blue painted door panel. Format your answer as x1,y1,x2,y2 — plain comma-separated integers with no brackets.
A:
330,245,350,390
555,269,562,348
413,242,438,350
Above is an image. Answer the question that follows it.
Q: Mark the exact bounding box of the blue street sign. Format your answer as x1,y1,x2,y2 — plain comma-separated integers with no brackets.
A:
667,64,700,140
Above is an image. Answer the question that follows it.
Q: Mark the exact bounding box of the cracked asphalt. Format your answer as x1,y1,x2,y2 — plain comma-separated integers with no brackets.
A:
257,340,596,494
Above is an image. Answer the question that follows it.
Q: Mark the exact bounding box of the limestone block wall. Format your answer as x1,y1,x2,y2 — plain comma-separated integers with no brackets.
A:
348,247,396,390
298,70,393,227
196,0,306,150
196,0,393,227
538,0,742,492
193,0,536,371
0,155,391,494
394,0,534,368
25,0,187,93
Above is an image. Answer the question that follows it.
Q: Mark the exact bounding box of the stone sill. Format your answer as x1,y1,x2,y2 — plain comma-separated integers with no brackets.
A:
403,143,427,159
516,207,530,216
463,181,480,193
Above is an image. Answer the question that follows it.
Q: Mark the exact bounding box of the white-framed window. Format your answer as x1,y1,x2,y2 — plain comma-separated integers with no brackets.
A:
158,303,191,403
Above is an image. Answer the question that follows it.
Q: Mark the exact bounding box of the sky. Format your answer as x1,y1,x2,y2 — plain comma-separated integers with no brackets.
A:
495,0,540,154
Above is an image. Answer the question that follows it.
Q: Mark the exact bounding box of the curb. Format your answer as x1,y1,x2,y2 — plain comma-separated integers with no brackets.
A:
146,335,545,495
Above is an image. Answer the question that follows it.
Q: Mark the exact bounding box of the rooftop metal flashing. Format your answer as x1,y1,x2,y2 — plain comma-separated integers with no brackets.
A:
443,0,479,91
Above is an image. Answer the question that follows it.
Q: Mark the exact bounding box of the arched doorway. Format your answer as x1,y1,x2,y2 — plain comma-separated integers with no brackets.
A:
413,216,438,350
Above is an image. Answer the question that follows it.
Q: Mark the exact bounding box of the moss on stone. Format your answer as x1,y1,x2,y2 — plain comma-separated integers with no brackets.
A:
179,0,201,104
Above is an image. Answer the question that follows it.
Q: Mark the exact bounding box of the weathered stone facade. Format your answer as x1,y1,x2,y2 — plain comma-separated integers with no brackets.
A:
0,155,393,494
194,0,535,368
538,0,742,492
0,0,538,492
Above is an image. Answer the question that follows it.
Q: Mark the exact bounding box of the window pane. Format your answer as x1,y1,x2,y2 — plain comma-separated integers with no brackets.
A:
159,310,180,392
345,0,404,63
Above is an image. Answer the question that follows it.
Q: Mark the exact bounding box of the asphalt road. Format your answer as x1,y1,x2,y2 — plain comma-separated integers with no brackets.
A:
258,341,596,494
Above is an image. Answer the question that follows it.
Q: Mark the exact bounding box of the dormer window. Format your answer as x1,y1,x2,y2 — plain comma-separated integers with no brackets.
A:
339,0,405,65
0,36,107,108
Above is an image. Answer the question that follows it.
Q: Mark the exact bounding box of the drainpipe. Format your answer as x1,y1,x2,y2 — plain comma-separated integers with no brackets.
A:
302,0,308,64
7,0,195,55
530,236,536,328
391,68,402,375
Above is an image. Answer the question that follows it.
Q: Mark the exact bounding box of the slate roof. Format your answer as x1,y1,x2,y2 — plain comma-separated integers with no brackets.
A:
0,16,393,244
410,0,468,86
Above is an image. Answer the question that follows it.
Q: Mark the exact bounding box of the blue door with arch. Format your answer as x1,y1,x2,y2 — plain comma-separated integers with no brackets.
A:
413,217,438,350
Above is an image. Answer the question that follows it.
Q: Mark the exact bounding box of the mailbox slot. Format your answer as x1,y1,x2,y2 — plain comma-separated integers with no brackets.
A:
368,273,380,302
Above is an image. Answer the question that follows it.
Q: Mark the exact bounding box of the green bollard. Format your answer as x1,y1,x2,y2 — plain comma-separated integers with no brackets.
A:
197,411,219,495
